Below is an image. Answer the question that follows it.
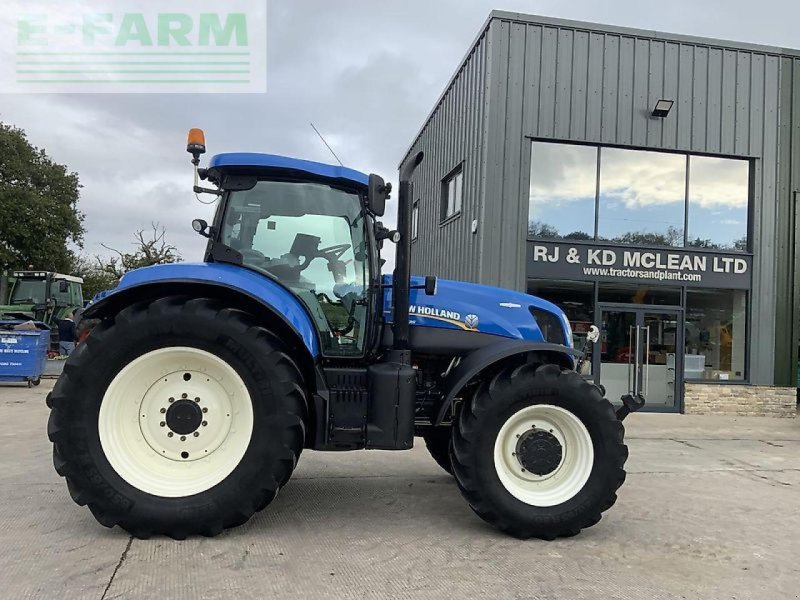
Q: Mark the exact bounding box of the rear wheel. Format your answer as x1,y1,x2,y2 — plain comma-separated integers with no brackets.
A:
47,296,307,539
451,363,627,539
421,427,453,475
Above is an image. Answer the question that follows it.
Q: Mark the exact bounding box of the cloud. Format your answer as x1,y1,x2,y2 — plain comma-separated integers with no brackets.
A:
2,0,794,272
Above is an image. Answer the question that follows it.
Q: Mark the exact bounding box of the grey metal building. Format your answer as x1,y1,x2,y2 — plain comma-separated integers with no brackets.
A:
404,11,799,414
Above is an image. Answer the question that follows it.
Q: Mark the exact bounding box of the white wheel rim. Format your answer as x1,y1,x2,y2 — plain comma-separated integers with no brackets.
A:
98,347,254,497
493,404,594,507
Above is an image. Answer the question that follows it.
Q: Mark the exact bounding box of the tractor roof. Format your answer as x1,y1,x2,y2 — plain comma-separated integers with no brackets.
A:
12,271,83,283
209,153,369,188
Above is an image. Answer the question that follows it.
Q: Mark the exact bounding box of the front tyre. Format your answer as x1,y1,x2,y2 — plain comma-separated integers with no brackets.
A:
421,427,454,475
451,364,627,540
47,297,307,539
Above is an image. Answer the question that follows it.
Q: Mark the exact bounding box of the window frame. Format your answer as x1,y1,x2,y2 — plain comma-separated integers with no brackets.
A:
411,199,420,241
527,138,753,253
441,163,464,222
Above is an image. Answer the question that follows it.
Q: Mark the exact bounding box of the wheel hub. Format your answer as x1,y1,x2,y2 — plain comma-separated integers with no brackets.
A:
101,347,254,497
516,429,563,476
165,399,203,435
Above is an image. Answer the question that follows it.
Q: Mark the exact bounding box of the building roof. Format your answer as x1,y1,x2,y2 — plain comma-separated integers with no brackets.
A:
209,153,369,187
400,10,800,166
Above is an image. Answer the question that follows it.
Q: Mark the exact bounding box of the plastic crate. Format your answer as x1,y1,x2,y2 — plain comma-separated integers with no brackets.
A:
0,321,51,386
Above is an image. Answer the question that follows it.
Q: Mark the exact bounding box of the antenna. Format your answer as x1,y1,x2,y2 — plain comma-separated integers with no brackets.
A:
310,122,344,166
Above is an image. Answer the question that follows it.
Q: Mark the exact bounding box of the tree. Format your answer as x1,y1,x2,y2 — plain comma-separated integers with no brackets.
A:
614,226,683,247
528,220,560,239
69,255,118,300
0,122,84,272
97,223,181,280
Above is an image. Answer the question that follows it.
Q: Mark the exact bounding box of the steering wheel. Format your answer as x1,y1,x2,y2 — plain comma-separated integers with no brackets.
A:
318,243,351,259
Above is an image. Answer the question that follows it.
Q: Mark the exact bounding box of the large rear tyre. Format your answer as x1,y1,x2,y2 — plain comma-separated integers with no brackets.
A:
421,427,453,475
47,296,307,539
450,363,627,540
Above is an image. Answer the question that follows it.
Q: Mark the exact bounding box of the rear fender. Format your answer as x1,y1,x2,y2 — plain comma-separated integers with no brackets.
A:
84,263,319,354
434,339,581,426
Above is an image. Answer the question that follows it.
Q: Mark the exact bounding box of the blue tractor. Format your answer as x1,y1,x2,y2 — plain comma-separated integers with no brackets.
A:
47,129,640,540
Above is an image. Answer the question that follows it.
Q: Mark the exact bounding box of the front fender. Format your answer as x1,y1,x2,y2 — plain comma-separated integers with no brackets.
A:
435,339,581,425
83,262,320,356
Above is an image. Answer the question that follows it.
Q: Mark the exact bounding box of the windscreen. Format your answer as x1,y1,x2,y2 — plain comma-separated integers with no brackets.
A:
10,279,47,305
221,180,370,356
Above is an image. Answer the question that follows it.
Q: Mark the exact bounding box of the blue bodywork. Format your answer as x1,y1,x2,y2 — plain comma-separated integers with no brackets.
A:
99,263,571,359
110,263,321,356
384,275,572,346
209,153,369,187
93,153,572,361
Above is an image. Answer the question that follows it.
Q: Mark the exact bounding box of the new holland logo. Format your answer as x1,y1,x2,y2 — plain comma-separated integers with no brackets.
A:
464,314,479,329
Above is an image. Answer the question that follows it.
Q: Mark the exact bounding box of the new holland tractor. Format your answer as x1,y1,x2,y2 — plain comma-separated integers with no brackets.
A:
46,129,642,540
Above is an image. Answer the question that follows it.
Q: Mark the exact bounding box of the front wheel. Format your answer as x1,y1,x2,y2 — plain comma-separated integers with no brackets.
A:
421,427,453,475
47,297,307,539
451,363,627,539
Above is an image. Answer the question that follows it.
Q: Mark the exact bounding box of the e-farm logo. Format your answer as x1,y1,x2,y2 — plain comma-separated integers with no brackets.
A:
1,1,267,93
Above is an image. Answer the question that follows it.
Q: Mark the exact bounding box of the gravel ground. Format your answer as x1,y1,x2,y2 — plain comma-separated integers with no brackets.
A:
1,380,798,600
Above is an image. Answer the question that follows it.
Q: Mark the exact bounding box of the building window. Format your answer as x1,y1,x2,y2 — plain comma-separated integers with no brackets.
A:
687,156,749,251
412,200,420,240
528,141,751,250
442,165,463,220
528,279,595,374
529,142,596,240
684,289,747,381
598,148,686,247
598,284,681,306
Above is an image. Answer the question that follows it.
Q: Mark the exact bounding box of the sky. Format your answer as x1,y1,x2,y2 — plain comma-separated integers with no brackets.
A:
2,0,798,265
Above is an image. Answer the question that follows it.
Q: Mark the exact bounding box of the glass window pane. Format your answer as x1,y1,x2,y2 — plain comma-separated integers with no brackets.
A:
454,171,463,214
598,148,686,247
687,156,749,251
528,279,595,374
685,289,747,381
598,284,681,306
412,201,419,239
529,142,597,241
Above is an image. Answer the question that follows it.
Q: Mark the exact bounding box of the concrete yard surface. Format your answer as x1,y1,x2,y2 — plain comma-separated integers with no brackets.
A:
1,380,799,600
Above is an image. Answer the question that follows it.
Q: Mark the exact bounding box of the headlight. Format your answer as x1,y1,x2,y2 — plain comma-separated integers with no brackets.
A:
529,307,568,346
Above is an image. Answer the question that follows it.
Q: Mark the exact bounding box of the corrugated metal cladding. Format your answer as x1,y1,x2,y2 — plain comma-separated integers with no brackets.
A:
405,27,490,283
405,11,799,387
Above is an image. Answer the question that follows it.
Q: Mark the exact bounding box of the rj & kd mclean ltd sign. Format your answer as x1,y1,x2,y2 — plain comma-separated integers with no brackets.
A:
526,241,752,289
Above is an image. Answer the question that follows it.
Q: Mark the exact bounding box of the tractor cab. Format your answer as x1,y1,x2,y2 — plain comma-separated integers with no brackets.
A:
1,271,84,326
198,154,379,358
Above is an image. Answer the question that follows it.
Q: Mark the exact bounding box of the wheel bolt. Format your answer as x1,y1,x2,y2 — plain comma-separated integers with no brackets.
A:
167,432,174,437
521,468,526,472
160,421,166,427
202,421,207,427
194,397,200,402
202,407,208,413
181,393,187,399
160,407,166,414
193,432,199,437
180,436,186,442
169,397,174,403
516,434,520,438
512,452,516,456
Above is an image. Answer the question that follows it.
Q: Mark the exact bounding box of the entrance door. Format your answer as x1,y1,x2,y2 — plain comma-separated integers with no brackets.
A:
594,305,682,412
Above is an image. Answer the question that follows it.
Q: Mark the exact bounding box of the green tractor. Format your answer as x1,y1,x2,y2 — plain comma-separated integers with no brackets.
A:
1,271,84,344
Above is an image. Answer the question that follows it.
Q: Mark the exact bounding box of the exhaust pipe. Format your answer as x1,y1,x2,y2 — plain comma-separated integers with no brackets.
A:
392,151,424,354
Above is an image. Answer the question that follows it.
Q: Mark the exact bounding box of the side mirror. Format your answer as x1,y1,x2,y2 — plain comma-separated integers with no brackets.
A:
367,174,391,217
58,280,68,293
424,276,437,296
192,218,211,238
587,325,601,344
